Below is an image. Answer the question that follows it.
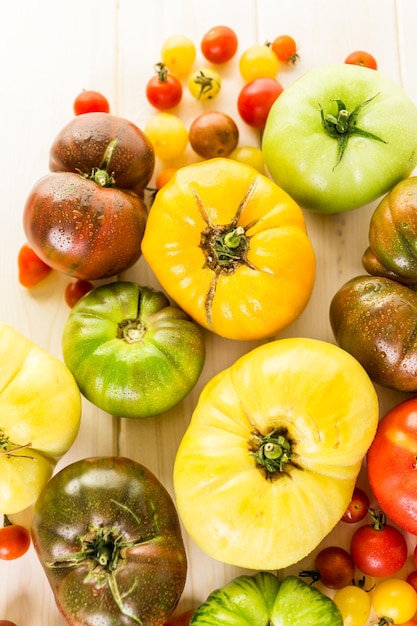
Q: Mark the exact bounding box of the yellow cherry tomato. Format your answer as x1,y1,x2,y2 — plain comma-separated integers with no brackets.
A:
161,34,196,77
173,337,379,570
372,579,417,624
229,146,266,174
144,113,188,161
239,44,280,81
188,67,221,101
333,585,371,626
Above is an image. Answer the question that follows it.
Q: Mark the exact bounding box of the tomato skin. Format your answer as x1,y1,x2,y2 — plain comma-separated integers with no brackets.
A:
173,337,378,570
49,112,155,195
73,89,110,115
333,585,371,626
146,64,183,110
0,324,81,514
350,510,408,577
188,68,221,101
145,112,188,161
407,571,417,593
0,621,18,626
270,35,299,64
17,242,52,287
32,456,187,626
312,547,356,589
262,64,417,213
64,279,94,307
189,111,239,158
372,579,417,624
190,573,343,625
161,34,196,77
201,25,238,63
341,487,370,523
345,50,377,70
23,172,147,280
142,158,316,341
0,524,30,560
239,44,280,81
330,276,417,392
62,282,205,418
367,397,417,533
237,77,283,130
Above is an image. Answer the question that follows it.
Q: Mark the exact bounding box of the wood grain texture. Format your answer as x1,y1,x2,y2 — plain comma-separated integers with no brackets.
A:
1,1,416,623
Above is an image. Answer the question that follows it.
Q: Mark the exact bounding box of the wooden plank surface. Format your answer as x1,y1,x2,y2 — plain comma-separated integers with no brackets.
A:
1,1,417,623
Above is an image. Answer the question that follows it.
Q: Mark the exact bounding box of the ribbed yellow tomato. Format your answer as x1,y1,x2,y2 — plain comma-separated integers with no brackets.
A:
173,338,378,570
142,158,316,341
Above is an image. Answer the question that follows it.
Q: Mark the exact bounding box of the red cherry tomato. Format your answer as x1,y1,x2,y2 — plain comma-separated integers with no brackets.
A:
350,509,408,577
201,25,238,64
73,90,110,115
237,77,283,130
407,571,417,593
270,35,299,64
300,546,355,589
0,621,19,626
18,242,52,287
64,279,94,307
341,487,370,523
164,609,195,625
0,524,31,560
344,50,377,70
146,63,183,111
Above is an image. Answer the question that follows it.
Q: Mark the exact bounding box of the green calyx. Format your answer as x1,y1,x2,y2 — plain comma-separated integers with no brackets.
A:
250,428,294,477
319,93,387,167
192,70,219,100
78,137,118,187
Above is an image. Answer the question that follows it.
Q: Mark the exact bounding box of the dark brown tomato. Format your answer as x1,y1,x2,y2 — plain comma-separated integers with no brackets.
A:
189,110,239,159
329,274,417,392
23,172,147,280
49,112,155,194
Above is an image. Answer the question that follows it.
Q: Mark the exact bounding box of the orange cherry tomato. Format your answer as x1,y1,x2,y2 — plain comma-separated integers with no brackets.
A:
18,242,52,287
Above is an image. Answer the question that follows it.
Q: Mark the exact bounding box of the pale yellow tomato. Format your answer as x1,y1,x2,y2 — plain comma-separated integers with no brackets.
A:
239,44,280,81
161,34,196,77
229,145,266,174
173,337,379,570
188,68,221,101
0,324,81,514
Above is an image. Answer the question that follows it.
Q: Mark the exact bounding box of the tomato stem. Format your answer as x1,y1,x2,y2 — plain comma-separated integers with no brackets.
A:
117,318,146,343
368,508,387,530
0,430,34,460
249,428,295,477
319,93,387,167
192,70,220,100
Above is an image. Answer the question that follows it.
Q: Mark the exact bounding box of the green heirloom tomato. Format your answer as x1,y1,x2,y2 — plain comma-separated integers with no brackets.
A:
190,572,343,625
262,64,417,213
31,456,187,626
62,281,205,418
0,323,81,514
330,274,417,392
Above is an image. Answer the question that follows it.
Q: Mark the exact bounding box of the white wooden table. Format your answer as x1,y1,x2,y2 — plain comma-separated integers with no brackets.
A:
1,1,416,623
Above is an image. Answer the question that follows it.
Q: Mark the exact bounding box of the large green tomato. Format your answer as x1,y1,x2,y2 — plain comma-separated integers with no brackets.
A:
191,572,343,625
62,281,205,418
262,64,417,213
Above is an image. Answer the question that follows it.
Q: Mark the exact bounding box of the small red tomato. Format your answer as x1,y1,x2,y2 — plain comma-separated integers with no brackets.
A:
0,621,19,626
146,63,182,111
201,25,238,64
270,35,299,64
0,524,31,560
237,77,283,130
350,509,408,577
341,487,370,523
164,609,195,626
64,279,94,307
407,571,417,593
344,50,377,70
18,242,52,287
73,90,110,115
300,546,355,589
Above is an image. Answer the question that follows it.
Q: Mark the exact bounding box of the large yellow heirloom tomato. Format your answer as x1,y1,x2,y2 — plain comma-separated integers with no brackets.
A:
141,158,316,341
0,324,81,514
173,337,378,570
